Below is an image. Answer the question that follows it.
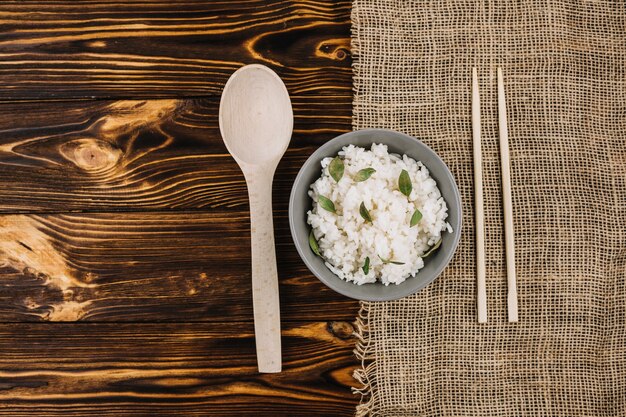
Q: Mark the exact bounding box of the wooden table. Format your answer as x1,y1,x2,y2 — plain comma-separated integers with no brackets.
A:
0,1,358,415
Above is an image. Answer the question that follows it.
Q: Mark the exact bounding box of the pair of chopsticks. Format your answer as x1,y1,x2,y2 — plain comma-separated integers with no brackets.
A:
472,67,518,324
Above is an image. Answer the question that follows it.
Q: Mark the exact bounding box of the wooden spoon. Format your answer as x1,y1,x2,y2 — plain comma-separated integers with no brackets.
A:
219,64,293,373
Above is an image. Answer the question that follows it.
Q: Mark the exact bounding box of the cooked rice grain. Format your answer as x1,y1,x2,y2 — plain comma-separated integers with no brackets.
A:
307,144,451,285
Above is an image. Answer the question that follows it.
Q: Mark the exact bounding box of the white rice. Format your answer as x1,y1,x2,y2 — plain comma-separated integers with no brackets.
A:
307,143,452,285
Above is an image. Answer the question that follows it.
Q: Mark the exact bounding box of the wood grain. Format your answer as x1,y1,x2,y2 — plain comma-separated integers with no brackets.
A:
0,0,351,100
0,0,359,414
0,321,358,416
0,211,357,322
0,97,349,213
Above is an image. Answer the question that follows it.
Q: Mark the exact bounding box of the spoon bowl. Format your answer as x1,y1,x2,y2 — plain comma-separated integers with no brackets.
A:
219,64,293,165
219,64,293,373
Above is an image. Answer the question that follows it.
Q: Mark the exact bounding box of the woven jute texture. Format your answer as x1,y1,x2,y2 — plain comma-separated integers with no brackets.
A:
351,1,626,415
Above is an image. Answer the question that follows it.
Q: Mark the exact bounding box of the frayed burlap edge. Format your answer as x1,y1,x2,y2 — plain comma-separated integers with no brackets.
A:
352,302,375,417
349,0,363,135
349,4,375,416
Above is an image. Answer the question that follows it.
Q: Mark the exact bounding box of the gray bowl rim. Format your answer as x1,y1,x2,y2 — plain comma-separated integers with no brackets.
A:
288,128,462,301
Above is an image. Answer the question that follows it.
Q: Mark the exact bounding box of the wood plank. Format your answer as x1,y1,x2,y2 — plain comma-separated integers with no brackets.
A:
0,0,351,100
0,98,349,213
0,211,357,322
0,321,358,416
0,1,360,414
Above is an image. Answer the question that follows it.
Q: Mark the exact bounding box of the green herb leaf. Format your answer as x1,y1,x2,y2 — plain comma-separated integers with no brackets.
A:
318,195,336,213
359,202,372,223
422,238,442,258
362,257,370,275
410,208,423,227
398,169,412,197
354,167,376,182
309,230,321,256
329,156,344,182
378,255,405,265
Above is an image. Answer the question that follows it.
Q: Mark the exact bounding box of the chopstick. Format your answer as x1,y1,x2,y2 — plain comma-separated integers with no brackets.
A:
472,67,487,324
497,67,518,323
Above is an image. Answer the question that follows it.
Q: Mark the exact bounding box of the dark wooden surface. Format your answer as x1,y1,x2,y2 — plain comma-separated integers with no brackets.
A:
0,1,358,415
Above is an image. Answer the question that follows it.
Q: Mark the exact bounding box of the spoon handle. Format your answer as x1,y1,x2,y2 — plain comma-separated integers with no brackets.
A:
244,169,282,373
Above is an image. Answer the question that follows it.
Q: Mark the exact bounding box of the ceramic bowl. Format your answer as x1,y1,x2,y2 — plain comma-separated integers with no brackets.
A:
288,129,462,301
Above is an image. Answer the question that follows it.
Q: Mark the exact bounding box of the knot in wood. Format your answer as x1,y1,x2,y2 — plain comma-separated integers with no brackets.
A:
60,138,122,172
327,321,355,340
316,38,350,61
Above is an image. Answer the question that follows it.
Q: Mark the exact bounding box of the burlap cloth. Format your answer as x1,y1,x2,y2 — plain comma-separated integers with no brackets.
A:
351,1,626,415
